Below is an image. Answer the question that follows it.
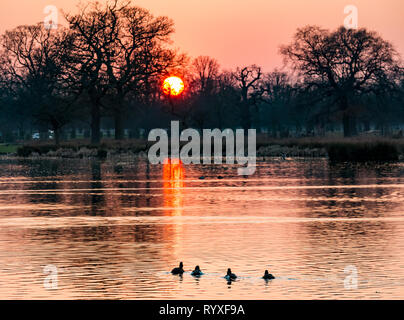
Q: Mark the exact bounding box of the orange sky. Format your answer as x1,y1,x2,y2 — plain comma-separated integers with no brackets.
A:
0,0,403,71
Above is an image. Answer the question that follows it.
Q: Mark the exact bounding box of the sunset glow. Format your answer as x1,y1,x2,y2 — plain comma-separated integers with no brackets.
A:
1,0,404,304
1,1,403,70
163,76,185,96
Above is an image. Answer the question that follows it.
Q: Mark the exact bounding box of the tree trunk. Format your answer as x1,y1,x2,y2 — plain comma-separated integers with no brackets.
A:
364,120,370,132
350,115,357,136
342,113,351,137
340,95,356,137
54,127,60,146
91,102,101,145
18,125,25,141
40,128,48,141
114,109,124,140
343,114,357,137
71,127,76,139
241,102,251,131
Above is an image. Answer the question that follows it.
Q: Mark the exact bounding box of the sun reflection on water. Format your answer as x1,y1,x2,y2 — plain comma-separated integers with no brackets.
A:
163,158,185,216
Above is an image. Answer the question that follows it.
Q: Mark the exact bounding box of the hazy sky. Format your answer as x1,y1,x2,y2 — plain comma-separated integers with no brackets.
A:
0,0,403,71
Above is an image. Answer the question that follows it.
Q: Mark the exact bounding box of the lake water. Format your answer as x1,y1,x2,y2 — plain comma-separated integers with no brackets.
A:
0,157,403,299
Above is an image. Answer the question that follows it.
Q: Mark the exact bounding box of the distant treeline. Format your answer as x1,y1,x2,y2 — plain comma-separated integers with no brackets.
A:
0,0,403,145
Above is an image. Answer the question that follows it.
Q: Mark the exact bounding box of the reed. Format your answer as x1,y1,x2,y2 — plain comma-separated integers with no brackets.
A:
257,136,401,162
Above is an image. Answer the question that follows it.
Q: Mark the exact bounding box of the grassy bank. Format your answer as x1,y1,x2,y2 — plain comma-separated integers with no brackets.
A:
0,144,19,155
15,139,148,158
12,136,404,162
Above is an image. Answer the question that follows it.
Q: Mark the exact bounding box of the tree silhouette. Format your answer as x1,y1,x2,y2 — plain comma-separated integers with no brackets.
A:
66,0,182,141
0,24,77,145
65,0,123,144
281,26,401,137
0,4,403,143
103,4,181,140
189,56,220,129
192,56,220,94
260,71,295,136
232,65,262,130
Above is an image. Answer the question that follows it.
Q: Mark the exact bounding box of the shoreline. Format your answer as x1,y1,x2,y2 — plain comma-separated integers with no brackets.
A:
1,136,403,161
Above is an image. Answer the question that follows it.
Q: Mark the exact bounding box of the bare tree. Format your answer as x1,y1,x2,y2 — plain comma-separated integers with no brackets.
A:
232,65,262,130
105,5,182,140
0,24,77,145
66,0,183,141
65,0,122,144
260,70,295,136
281,26,402,137
188,56,220,129
192,56,220,94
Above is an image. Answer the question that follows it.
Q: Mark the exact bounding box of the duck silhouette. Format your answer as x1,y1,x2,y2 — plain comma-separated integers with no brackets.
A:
224,268,237,281
171,262,184,275
191,265,203,276
262,270,275,280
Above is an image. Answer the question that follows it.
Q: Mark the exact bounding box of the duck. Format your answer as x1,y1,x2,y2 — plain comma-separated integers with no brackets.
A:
262,270,275,280
191,265,203,276
171,262,184,275
224,268,237,281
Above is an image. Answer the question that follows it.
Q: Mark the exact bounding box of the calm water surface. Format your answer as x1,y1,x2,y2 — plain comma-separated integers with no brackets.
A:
0,157,403,299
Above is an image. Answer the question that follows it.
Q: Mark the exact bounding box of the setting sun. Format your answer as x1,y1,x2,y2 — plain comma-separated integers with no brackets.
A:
163,76,185,96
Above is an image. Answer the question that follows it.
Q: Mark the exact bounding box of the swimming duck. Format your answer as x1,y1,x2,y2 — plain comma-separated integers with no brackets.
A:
171,262,184,275
191,265,203,276
225,268,237,281
262,270,275,280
